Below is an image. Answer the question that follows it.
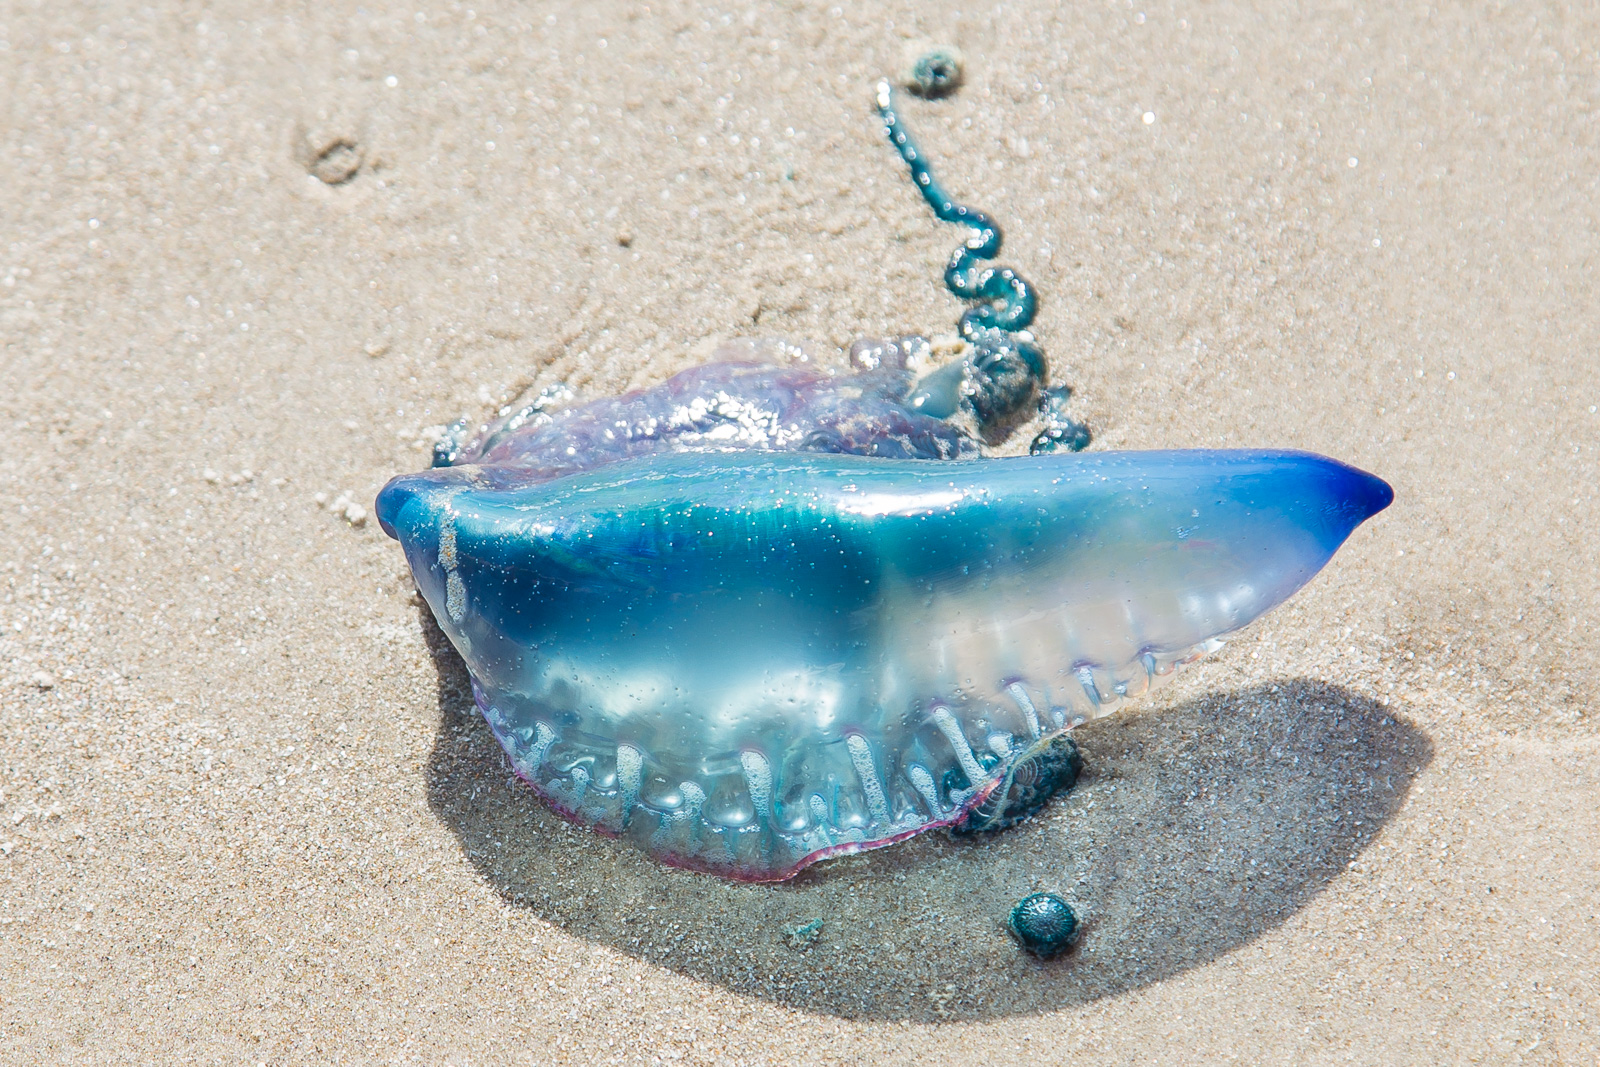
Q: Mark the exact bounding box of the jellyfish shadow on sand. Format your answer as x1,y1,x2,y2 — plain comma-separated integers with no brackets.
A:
418,608,1431,1022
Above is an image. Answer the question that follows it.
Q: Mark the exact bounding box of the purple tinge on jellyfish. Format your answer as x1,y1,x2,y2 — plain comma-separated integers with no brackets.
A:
428,337,982,483
376,340,1392,881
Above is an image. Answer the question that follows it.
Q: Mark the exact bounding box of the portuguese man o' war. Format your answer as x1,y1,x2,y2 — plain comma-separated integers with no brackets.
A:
375,81,1393,882
378,446,1390,880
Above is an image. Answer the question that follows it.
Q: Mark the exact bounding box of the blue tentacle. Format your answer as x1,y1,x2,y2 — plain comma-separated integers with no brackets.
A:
875,80,1037,339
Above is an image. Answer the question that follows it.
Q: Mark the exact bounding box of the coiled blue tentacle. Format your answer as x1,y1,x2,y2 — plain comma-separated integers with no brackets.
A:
877,78,1090,450
875,80,1036,340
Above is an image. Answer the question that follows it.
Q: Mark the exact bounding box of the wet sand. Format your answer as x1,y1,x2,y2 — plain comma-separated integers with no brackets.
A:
2,1,1597,1062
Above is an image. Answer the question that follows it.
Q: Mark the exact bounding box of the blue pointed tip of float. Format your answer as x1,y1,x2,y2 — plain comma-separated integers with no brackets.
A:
1354,466,1395,520
1291,453,1393,550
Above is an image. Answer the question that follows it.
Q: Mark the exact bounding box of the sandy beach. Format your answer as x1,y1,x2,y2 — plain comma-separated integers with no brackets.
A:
2,0,1597,1061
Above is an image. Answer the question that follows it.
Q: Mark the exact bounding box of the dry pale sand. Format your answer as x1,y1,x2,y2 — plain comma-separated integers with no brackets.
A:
2,0,1598,1062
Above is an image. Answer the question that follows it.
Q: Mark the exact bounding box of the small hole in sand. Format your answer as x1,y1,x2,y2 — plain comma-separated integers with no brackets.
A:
309,140,362,185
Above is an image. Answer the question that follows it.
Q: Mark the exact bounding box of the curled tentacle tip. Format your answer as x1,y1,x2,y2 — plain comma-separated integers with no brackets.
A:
1032,384,1093,454
1032,421,1092,454
902,43,965,99
1009,893,1079,958
951,734,1081,835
